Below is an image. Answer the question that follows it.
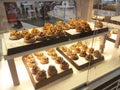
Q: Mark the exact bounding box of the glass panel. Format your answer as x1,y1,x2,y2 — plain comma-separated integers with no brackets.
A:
87,0,120,85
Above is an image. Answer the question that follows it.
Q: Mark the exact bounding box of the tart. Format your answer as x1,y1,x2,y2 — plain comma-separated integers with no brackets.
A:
32,65,40,75
87,48,94,54
93,50,101,58
9,30,22,40
24,33,36,43
79,51,87,57
60,61,69,70
85,54,94,61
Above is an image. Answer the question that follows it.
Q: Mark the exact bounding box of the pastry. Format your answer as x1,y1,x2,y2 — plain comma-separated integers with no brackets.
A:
27,58,37,68
60,46,68,52
21,29,30,37
106,32,111,37
66,49,73,56
36,32,46,41
60,61,69,70
112,29,118,34
93,50,101,58
81,44,88,51
95,20,103,28
24,33,36,43
55,57,64,64
70,53,79,60
32,65,40,75
40,56,49,64
74,48,81,53
34,52,44,57
87,48,94,54
85,54,94,61
31,27,39,36
36,70,47,81
48,65,58,76
9,30,21,40
76,41,83,47
79,51,87,57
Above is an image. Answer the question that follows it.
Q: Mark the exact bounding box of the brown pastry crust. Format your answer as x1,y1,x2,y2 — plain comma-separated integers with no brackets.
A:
76,41,83,47
74,48,81,53
34,52,44,57
55,57,64,64
40,56,49,64
85,54,94,61
21,29,30,37
36,70,47,81
87,48,94,54
60,61,69,70
95,20,103,28
9,30,22,40
32,65,40,75
24,33,36,43
60,46,68,52
79,51,87,57
70,53,79,60
93,50,101,58
48,65,58,76
81,44,88,51
31,27,39,36
112,30,118,34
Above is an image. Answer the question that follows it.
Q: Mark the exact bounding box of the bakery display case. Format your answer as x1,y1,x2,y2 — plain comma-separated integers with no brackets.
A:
1,0,120,90
2,17,109,89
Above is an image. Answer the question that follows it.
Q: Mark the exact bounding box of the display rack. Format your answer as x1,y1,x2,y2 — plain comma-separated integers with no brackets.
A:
3,24,108,87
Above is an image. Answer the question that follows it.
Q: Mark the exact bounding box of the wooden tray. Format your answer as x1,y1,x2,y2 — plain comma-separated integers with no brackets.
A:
22,51,73,89
3,32,69,55
57,48,104,70
65,27,108,40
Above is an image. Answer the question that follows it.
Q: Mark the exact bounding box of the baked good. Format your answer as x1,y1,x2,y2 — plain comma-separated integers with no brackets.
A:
60,46,68,52
9,30,21,40
95,20,103,28
74,48,81,53
81,44,88,51
27,58,37,68
60,61,69,70
85,54,94,61
112,29,118,34
76,41,83,47
93,50,101,58
32,65,40,75
24,33,36,43
48,65,58,76
40,56,49,64
21,29,30,37
35,32,46,41
87,48,94,54
34,52,44,57
31,27,39,36
35,70,47,81
55,57,64,64
79,51,87,57
106,32,111,37
66,49,73,56
50,53,58,60
70,53,79,60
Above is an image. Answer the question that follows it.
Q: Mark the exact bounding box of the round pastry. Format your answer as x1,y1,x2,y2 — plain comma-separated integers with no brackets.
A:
9,30,22,40
66,49,73,56
70,53,79,60
93,50,101,58
79,51,87,57
40,56,49,64
35,70,47,81
95,20,103,28
27,58,37,68
24,33,36,43
46,48,56,53
70,44,77,50
87,48,94,54
76,25,84,32
81,44,88,51
21,29,30,37
76,41,83,47
60,61,69,70
34,52,44,57
85,54,94,61
51,54,58,60
48,65,58,76
31,27,39,36
36,32,46,41
112,29,118,34
32,65,40,75
74,48,81,53
106,32,111,37
60,46,68,52
26,54,34,59
55,57,64,64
